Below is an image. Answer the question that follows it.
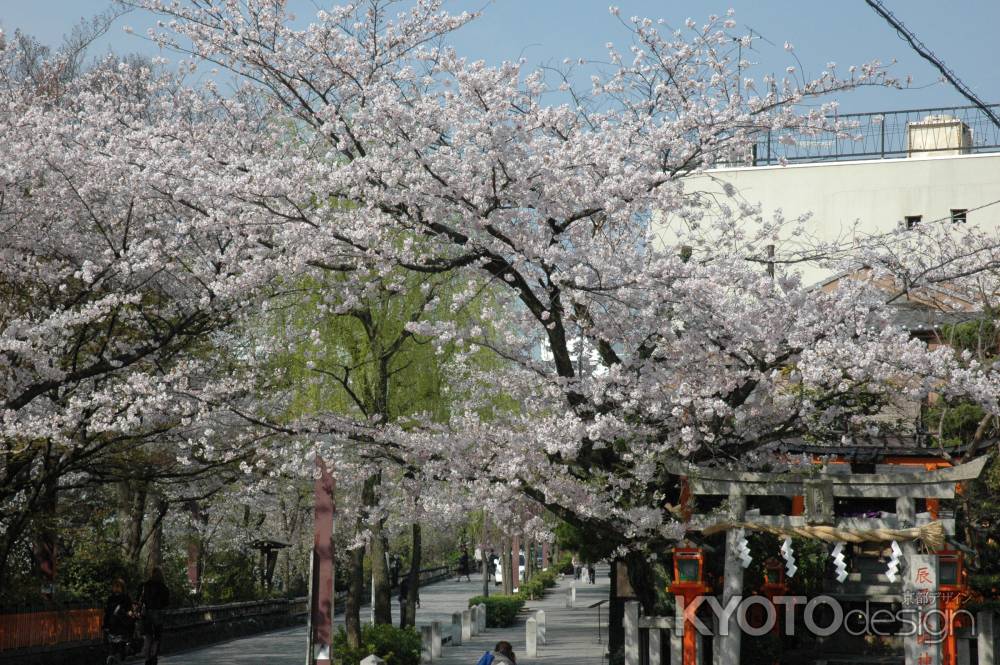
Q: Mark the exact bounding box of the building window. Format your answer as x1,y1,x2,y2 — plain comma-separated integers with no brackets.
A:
951,208,967,223
905,215,922,229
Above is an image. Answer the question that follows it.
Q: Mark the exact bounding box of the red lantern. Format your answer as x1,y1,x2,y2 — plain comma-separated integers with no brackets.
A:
668,548,709,665
937,550,970,665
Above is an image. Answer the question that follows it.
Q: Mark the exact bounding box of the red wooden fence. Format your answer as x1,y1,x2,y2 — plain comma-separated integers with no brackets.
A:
0,608,103,651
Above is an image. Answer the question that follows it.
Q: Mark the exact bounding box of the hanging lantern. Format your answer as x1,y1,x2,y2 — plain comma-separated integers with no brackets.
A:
763,557,785,586
937,550,963,588
672,547,705,585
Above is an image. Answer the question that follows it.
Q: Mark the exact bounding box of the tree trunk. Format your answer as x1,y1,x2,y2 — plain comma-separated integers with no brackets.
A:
481,544,490,598
608,558,624,656
501,537,513,595
367,472,391,624
346,478,378,648
345,540,365,648
372,529,391,623
625,550,657,614
185,501,205,594
403,523,421,628
142,495,167,575
117,480,147,571
32,473,59,592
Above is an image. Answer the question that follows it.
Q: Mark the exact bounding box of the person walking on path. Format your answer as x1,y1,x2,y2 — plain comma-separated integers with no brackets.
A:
458,549,472,582
399,574,422,627
489,549,500,587
103,577,135,663
137,567,170,665
587,563,596,584
390,554,401,589
398,576,409,627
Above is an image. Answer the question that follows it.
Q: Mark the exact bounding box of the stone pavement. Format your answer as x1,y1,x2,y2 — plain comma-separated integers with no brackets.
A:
160,566,611,665
437,565,611,665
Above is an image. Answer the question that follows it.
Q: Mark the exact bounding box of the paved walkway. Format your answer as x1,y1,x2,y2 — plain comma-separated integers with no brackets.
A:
161,567,611,665
438,566,611,665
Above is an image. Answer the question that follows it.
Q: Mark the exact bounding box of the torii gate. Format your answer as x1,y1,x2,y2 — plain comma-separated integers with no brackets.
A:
670,454,988,665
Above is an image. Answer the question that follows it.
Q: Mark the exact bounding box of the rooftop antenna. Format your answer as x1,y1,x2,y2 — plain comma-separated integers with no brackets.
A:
863,0,1000,129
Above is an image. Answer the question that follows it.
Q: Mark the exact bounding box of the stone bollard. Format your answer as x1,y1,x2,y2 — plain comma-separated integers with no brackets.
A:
451,611,463,646
361,656,387,665
535,610,546,645
565,587,573,608
420,625,433,663
525,616,538,658
571,581,577,604
477,603,487,632
462,608,473,641
980,610,996,665
624,601,640,665
957,636,971,665
648,628,661,665
469,606,480,636
431,620,443,658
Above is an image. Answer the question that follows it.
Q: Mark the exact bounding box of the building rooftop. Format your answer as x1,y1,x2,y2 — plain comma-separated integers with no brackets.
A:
745,103,1000,166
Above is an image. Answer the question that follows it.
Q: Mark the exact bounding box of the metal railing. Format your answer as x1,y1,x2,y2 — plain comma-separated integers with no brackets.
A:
751,103,1000,165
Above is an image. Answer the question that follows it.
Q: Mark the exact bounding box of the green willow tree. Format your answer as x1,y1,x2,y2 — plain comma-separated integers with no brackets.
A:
274,266,503,645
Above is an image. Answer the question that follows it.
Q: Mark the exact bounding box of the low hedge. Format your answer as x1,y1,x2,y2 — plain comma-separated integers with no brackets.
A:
332,623,421,665
518,568,558,599
469,594,525,627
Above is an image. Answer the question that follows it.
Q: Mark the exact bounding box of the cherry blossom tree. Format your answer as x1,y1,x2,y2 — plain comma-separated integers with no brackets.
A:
0,35,270,588
84,0,1000,607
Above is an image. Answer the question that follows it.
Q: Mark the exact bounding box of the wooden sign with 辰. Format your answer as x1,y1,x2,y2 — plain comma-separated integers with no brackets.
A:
804,478,834,525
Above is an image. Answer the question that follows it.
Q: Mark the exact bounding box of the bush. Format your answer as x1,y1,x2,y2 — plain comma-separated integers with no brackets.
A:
468,594,525,627
518,578,545,600
332,623,421,665
515,568,559,600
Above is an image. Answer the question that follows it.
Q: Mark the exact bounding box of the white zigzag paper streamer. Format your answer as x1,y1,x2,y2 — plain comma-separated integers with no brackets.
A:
885,540,902,583
831,542,848,583
780,536,797,578
736,536,752,569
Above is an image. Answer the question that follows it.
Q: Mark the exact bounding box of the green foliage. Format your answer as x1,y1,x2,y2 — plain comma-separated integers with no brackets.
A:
468,594,525,627
271,268,510,427
332,623,421,665
58,538,134,603
960,455,1000,573
554,522,617,563
940,318,998,355
970,573,1000,598
201,550,259,604
512,565,560,600
742,533,827,597
742,633,783,665
923,401,987,447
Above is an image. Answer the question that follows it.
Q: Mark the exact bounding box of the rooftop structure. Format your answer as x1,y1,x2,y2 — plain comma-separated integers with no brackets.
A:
748,103,1000,165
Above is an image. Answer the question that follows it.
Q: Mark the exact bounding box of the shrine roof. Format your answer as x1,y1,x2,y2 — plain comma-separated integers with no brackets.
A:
769,435,993,463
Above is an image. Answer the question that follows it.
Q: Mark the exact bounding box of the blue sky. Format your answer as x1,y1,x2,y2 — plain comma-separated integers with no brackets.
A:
3,1,997,114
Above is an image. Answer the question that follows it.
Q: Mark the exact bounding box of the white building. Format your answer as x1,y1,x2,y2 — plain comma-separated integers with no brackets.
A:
656,106,1000,285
